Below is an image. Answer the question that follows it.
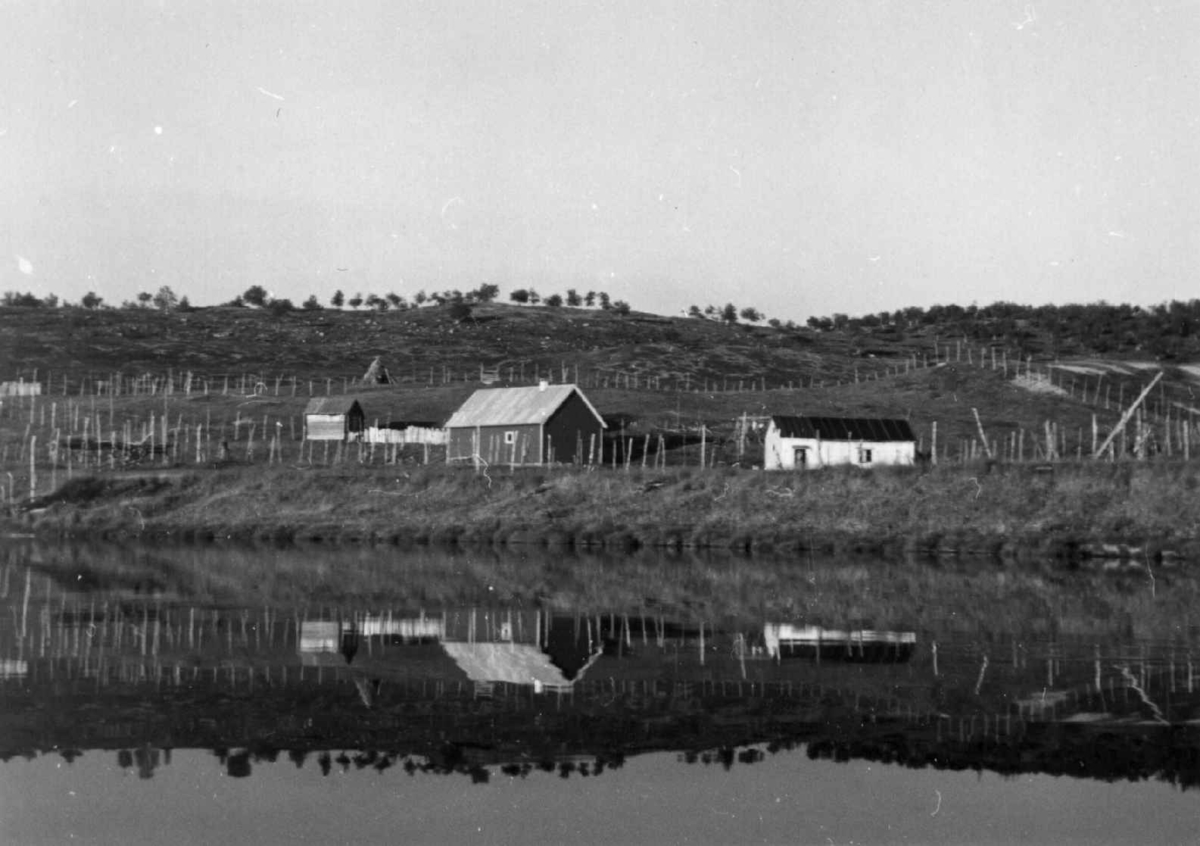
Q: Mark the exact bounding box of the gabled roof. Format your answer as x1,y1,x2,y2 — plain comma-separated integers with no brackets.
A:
442,643,574,687
770,415,915,442
304,396,364,415
444,384,606,429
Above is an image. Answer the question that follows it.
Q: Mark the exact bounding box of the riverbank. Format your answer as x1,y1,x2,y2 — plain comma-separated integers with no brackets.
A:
8,461,1200,561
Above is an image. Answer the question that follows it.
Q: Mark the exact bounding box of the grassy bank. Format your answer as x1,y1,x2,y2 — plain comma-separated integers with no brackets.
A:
11,460,1200,561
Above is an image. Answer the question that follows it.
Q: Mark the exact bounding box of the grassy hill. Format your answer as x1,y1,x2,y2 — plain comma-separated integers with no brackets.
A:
1,300,928,388
3,300,1196,461
4,301,1200,554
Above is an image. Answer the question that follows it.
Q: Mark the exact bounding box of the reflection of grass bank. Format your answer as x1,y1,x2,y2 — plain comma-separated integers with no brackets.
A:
11,460,1200,560
10,540,1197,641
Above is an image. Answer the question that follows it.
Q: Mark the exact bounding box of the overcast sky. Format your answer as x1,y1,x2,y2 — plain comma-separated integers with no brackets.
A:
2,1,1196,321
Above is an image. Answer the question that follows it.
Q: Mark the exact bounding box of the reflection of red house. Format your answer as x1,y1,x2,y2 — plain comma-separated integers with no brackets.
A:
297,610,604,690
442,643,576,692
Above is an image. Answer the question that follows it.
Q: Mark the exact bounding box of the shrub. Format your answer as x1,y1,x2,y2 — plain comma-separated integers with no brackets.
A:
242,285,268,307
152,286,178,312
473,283,500,302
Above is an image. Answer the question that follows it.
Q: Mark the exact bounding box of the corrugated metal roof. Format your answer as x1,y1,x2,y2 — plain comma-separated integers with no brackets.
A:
304,396,362,415
442,643,574,687
770,415,915,442
444,384,606,428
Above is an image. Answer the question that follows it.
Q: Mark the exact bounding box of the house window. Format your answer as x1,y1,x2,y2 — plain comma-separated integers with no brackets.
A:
504,431,517,445
858,448,873,464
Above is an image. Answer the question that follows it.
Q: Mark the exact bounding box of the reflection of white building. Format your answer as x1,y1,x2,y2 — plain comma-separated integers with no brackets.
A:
763,624,916,662
299,615,446,666
299,616,446,653
0,658,28,678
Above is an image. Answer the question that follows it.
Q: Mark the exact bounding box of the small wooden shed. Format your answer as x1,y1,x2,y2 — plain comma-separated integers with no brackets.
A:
764,415,915,470
444,382,606,466
304,396,366,441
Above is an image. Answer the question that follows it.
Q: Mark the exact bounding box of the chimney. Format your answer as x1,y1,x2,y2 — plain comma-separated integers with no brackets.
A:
539,380,548,392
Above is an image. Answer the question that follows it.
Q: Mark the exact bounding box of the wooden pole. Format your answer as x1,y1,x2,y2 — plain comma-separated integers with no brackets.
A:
1094,373,1163,459
971,408,993,460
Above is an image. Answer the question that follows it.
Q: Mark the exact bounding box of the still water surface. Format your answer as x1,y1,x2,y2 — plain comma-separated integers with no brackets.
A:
1,540,1198,844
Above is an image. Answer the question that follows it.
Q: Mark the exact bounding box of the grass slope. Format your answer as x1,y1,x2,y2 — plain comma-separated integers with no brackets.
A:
17,461,1200,562
4,302,1200,556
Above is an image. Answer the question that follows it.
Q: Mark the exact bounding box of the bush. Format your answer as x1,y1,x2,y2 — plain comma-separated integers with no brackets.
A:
473,284,500,302
242,285,268,307
1,291,47,307
152,286,178,312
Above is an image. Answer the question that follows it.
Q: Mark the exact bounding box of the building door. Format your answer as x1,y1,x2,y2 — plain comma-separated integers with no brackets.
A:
793,447,808,468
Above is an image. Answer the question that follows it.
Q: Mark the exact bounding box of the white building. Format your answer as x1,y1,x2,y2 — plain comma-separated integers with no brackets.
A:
764,415,916,470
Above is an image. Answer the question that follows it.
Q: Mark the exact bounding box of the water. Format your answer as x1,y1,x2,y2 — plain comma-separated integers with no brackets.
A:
1,540,1198,844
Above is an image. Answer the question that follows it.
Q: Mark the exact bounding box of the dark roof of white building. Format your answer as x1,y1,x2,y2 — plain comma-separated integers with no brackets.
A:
770,415,915,442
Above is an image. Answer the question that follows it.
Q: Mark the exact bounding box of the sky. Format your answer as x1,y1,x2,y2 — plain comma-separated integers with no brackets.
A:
2,1,1197,322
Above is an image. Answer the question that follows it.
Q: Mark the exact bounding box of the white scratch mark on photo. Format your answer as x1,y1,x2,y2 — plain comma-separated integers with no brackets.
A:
257,87,285,101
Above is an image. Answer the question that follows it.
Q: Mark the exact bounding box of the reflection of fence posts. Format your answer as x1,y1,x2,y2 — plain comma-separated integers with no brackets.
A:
972,409,992,461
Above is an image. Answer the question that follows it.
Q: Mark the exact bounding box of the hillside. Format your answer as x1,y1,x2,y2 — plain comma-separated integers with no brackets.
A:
6,300,1200,554
3,301,1198,459
1,300,924,388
